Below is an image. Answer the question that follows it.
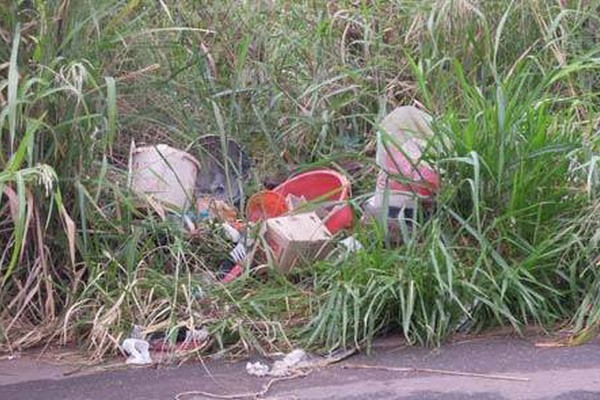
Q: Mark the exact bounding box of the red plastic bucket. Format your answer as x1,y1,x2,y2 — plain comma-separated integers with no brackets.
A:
272,169,353,234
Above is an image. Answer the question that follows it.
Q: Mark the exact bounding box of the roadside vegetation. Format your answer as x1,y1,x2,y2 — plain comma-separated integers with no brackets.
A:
1,0,600,360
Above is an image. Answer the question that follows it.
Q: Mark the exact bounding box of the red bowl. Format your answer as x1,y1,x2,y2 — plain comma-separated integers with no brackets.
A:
272,169,353,234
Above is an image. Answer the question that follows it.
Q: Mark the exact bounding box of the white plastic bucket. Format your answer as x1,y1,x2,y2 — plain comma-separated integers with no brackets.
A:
130,144,200,211
374,106,439,210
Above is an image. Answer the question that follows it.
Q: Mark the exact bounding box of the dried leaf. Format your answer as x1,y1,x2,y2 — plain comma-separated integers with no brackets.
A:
59,205,76,267
20,189,34,260
3,186,18,222
34,207,55,319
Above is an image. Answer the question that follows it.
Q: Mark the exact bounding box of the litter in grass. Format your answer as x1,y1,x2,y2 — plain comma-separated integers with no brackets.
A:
339,235,363,253
149,327,210,353
372,105,439,211
125,106,442,283
122,339,152,365
130,143,200,211
362,106,440,243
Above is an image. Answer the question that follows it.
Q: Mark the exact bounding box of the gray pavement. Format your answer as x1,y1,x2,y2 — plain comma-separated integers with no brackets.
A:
2,335,600,399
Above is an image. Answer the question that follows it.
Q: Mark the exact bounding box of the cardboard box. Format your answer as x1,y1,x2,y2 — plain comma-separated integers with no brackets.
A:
265,212,333,273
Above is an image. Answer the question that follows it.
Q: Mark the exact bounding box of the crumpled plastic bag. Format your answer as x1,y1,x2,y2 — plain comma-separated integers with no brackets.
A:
122,338,152,365
246,361,270,377
246,349,308,377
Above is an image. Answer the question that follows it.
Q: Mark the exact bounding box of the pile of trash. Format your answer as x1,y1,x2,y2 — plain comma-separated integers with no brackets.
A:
120,106,440,362
127,106,439,279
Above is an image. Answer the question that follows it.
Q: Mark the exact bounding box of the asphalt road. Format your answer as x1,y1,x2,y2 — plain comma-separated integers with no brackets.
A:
2,335,600,400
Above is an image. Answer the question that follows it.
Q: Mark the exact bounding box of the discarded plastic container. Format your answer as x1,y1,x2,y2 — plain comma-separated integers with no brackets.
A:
246,191,288,222
273,169,353,234
374,106,440,210
130,144,200,211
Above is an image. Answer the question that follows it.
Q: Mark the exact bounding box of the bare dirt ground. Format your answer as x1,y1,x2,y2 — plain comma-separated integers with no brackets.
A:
2,333,600,400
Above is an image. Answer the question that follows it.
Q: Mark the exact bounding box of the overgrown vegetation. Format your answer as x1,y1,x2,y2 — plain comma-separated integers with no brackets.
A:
1,0,600,359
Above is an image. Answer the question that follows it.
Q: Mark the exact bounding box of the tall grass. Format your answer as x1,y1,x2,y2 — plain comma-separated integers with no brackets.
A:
305,52,600,348
1,0,599,357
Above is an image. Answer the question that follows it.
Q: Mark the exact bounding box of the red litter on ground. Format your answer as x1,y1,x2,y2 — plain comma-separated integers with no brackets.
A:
246,190,288,222
246,169,353,235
